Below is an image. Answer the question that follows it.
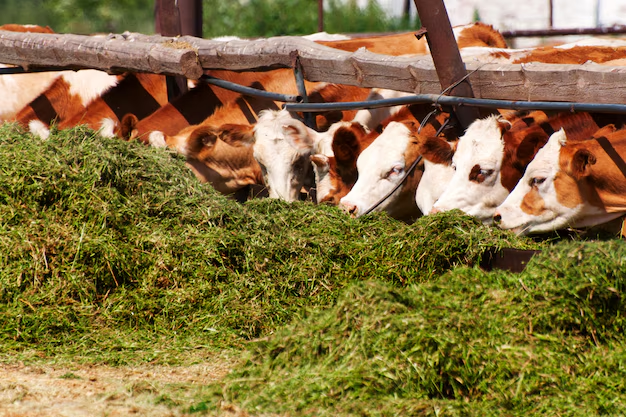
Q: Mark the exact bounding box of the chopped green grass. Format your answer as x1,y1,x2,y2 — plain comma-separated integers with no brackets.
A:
211,241,626,416
0,122,624,415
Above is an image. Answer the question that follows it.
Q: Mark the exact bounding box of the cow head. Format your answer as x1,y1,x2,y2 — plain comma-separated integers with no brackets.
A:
431,115,512,223
494,128,621,234
339,121,422,221
312,123,371,204
181,124,262,195
253,110,319,201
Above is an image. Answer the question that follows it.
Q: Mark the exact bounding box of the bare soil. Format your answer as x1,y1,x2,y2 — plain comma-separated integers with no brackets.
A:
0,360,233,417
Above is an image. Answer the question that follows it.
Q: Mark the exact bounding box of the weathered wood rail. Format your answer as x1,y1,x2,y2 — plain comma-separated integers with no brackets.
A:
2,29,626,104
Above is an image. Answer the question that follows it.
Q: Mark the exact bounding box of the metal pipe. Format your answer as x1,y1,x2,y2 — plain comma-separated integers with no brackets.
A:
292,55,316,129
200,75,303,103
284,93,626,115
501,24,626,38
412,0,481,128
0,66,70,74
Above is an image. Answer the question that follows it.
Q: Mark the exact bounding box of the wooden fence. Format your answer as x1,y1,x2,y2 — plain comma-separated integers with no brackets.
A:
1,29,626,105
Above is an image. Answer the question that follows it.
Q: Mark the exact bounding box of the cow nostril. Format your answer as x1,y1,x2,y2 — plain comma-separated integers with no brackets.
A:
340,202,358,217
493,213,502,224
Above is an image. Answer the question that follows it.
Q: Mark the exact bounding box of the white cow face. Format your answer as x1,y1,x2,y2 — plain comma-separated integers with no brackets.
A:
431,115,511,223
310,154,333,204
494,129,614,234
416,158,456,215
493,129,570,234
253,110,316,201
339,122,411,217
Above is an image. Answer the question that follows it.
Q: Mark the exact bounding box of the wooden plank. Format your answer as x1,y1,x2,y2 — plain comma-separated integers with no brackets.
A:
0,30,203,79
465,61,626,103
1,30,626,105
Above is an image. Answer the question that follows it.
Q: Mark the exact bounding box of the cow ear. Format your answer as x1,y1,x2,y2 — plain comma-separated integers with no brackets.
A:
310,154,330,169
219,124,255,147
516,131,548,166
187,126,219,155
281,119,316,154
332,126,360,166
401,119,420,133
568,149,597,179
120,113,139,140
419,136,454,165
497,117,513,134
316,111,344,131
592,124,617,138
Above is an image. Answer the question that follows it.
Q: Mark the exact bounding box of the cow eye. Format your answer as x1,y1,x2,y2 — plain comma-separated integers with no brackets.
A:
480,169,494,177
385,165,404,179
451,162,456,171
530,177,546,187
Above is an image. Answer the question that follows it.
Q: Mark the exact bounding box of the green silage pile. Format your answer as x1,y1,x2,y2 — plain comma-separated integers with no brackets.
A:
0,123,624,416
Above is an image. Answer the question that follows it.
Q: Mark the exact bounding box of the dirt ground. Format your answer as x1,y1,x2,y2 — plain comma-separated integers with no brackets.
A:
0,361,234,417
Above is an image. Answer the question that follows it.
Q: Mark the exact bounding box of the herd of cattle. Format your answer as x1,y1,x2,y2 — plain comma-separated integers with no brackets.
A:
3,23,626,236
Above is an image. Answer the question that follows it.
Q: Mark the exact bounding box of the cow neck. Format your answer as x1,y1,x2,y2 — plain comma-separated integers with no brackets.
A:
500,112,614,192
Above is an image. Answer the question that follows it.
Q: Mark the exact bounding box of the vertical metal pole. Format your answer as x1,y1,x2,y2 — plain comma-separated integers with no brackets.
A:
178,0,203,37
412,0,481,129
292,54,316,130
403,0,411,21
155,0,189,101
548,0,554,28
318,0,324,33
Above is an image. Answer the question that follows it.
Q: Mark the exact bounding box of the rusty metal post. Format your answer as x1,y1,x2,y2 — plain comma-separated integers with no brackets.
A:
549,0,554,28
318,0,324,33
155,0,189,101
178,0,203,37
412,0,481,128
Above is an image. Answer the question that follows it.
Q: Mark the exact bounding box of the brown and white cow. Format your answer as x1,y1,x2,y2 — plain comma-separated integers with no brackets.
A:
318,22,507,56
54,72,168,138
157,123,264,196
122,69,328,144
430,111,626,223
493,125,626,234
462,36,626,66
14,69,121,138
0,24,61,122
337,121,424,221
312,104,445,207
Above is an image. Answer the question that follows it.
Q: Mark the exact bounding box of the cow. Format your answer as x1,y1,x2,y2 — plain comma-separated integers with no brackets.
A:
0,24,54,33
153,123,264,196
317,22,507,55
430,111,626,223
0,24,61,122
120,69,317,143
51,72,168,139
337,121,424,222
462,37,626,66
120,69,371,146
493,125,626,234
14,69,121,139
311,122,375,206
